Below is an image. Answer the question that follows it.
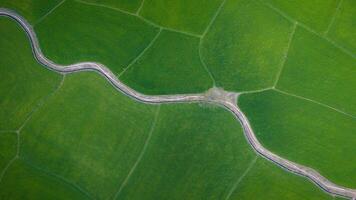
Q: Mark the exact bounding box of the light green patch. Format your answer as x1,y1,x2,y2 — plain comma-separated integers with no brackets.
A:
202,0,293,91
238,90,356,188
34,0,159,75
117,103,256,200
0,159,90,200
20,72,158,199
120,30,212,95
82,0,142,13
0,0,62,24
140,0,222,35
262,0,339,33
0,18,62,130
276,27,356,115
0,132,17,172
229,158,332,200
327,0,356,54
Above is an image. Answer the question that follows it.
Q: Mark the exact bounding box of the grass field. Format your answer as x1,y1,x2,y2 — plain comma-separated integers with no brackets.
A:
229,158,332,200
139,0,222,35
238,90,356,188
120,29,213,94
82,0,142,13
0,0,62,24
262,0,339,33
34,0,159,75
0,18,62,130
276,26,356,116
20,72,158,199
201,0,293,91
0,159,90,200
327,0,356,54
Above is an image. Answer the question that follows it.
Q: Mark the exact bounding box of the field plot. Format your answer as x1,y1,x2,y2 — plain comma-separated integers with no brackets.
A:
120,30,213,94
20,72,158,199
34,0,159,75
228,158,332,200
238,90,356,188
140,0,222,35
327,0,356,54
201,0,293,91
276,27,356,116
0,0,62,24
0,18,62,130
0,159,90,200
262,0,339,33
116,103,256,200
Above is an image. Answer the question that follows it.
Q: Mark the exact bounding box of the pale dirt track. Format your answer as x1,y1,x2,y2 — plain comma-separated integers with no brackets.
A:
0,8,355,199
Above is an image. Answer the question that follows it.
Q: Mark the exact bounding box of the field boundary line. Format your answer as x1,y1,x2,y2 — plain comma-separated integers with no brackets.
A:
324,0,343,36
20,157,94,199
1,9,355,199
136,0,145,15
198,0,227,87
202,0,227,38
257,0,355,59
118,29,162,77
33,0,66,27
17,75,65,133
113,105,161,199
75,0,200,38
273,22,297,87
0,131,19,184
0,156,18,184
225,156,258,200
199,39,217,86
273,88,355,119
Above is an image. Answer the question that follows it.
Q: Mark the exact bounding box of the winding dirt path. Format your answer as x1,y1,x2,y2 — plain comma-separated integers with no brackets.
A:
1,8,355,199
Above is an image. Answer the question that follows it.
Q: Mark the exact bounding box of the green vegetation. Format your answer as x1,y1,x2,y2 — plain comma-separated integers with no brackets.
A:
140,0,222,34
20,72,158,199
202,0,293,91
276,27,356,115
35,0,159,75
0,0,355,199
262,0,339,33
238,90,356,188
82,0,142,13
0,132,17,172
0,0,62,24
121,30,212,94
327,0,356,54
117,103,256,200
0,18,62,130
229,158,332,200
0,159,90,200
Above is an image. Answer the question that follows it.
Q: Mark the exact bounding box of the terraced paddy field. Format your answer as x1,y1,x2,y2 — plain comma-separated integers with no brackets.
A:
0,0,355,199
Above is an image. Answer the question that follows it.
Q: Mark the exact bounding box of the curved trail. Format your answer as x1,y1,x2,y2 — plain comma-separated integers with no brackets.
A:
1,8,355,199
